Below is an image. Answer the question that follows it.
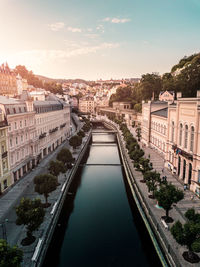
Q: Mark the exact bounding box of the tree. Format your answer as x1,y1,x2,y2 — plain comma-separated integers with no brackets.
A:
56,148,73,166
48,160,66,177
15,198,45,245
0,239,23,267
69,135,82,149
77,130,85,138
171,209,200,263
144,171,161,198
155,183,184,223
136,127,141,141
34,174,58,208
134,103,142,113
129,149,144,162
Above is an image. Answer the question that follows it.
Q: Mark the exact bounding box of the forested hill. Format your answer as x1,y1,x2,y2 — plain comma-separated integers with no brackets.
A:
109,53,200,110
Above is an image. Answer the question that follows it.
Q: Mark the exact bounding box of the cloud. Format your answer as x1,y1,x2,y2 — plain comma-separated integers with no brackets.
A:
67,27,82,33
48,22,65,31
103,17,131,23
8,43,120,66
84,33,100,39
96,24,104,33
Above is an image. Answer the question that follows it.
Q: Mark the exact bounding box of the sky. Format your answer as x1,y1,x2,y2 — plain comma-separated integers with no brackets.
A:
1,0,200,80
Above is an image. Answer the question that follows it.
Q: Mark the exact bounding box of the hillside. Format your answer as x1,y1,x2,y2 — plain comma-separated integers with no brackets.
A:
36,75,88,85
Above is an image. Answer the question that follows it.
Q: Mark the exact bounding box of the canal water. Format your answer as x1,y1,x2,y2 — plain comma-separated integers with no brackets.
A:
43,130,162,267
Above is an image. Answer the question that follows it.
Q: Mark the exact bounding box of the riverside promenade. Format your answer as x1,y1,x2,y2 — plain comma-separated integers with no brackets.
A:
0,114,87,266
99,116,200,267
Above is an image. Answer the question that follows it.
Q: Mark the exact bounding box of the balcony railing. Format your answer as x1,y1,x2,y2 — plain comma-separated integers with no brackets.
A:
2,151,7,158
60,123,66,129
0,121,8,128
172,144,193,161
39,132,47,139
49,127,58,134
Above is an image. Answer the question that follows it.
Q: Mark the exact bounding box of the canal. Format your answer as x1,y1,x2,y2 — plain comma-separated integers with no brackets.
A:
43,129,162,267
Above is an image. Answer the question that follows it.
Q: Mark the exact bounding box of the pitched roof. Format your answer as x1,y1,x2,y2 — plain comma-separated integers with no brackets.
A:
151,107,168,118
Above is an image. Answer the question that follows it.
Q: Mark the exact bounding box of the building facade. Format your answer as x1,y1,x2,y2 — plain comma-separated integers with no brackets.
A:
166,92,200,195
0,63,18,96
0,110,11,193
0,95,37,182
34,95,70,162
141,94,200,195
79,97,95,114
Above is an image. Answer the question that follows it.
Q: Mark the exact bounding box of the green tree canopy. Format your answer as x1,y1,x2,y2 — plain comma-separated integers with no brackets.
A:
0,239,23,267
56,148,73,165
15,198,45,245
155,183,184,222
69,135,82,149
48,160,66,177
171,209,200,263
34,174,58,207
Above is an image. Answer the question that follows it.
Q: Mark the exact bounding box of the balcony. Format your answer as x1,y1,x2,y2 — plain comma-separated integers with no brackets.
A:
0,121,8,128
60,123,66,129
2,151,7,158
49,127,58,134
39,132,47,139
172,144,193,161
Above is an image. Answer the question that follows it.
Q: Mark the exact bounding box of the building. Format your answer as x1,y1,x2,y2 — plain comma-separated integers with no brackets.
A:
16,74,28,95
0,109,11,193
141,93,200,195
0,94,37,182
0,63,18,96
34,94,71,162
166,91,200,195
79,96,95,114
97,101,141,127
159,90,175,102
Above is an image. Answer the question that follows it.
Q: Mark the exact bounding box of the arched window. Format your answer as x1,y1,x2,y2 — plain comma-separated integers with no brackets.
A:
171,121,175,142
179,123,183,146
184,125,188,149
190,126,194,152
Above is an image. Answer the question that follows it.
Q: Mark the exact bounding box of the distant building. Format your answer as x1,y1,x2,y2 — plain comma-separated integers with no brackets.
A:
0,63,18,96
79,96,95,114
16,74,28,95
0,109,11,193
159,90,175,102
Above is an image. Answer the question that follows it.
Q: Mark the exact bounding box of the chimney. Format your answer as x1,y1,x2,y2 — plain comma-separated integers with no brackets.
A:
177,92,182,99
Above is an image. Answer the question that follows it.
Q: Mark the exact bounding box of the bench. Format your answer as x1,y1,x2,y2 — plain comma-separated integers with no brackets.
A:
161,219,169,230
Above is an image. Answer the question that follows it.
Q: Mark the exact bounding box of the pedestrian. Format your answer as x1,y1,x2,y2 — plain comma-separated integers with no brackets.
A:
184,184,187,191
162,168,164,173
190,195,194,201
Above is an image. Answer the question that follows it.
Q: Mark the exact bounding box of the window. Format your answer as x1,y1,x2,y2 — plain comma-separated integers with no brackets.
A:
25,120,27,126
190,126,194,152
3,160,7,170
171,121,175,142
1,145,5,153
10,139,12,147
179,123,183,146
13,108,16,114
16,137,18,145
14,122,17,129
7,108,10,114
19,107,21,113
185,125,188,149
21,135,23,142
20,121,22,128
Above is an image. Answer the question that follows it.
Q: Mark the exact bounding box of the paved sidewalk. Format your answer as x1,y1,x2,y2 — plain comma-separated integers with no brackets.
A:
0,114,85,266
128,125,200,218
